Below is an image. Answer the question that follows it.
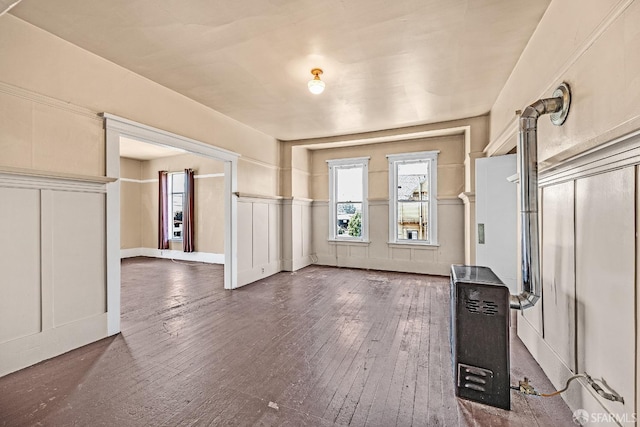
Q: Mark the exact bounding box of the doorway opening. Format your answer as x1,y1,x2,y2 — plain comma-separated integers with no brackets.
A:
103,113,239,336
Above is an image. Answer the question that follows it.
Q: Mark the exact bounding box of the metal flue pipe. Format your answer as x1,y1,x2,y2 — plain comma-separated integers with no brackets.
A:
510,83,571,310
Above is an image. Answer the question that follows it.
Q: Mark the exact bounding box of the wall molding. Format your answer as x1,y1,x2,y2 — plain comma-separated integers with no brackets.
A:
236,193,283,204
0,167,113,193
484,115,518,157
195,173,224,179
438,197,463,206
239,155,279,171
120,248,224,264
103,113,240,162
0,81,100,121
288,166,312,176
314,254,452,276
104,113,240,335
539,128,640,187
120,173,223,184
368,199,388,207
458,192,475,204
120,177,156,184
281,197,313,206
291,125,468,149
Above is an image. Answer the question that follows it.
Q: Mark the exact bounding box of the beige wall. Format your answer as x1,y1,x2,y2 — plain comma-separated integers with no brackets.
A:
305,134,465,275
310,135,464,200
282,115,489,267
120,153,225,254
0,14,279,194
278,116,488,275
489,0,640,163
489,0,640,421
120,158,142,249
0,14,278,376
290,146,312,200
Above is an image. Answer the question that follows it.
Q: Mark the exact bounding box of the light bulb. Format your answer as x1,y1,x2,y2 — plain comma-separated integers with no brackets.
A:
308,68,325,94
308,78,325,94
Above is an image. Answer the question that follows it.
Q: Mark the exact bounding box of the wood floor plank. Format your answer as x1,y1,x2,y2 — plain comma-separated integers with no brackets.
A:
0,258,576,426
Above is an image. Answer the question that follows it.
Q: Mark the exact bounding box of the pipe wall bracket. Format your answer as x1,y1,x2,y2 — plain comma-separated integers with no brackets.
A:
550,83,571,126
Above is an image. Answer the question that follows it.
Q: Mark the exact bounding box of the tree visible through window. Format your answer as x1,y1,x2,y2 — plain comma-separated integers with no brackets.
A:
327,157,369,241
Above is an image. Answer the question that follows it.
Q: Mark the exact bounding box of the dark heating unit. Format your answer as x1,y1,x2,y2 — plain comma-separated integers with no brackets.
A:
449,83,572,411
450,265,510,410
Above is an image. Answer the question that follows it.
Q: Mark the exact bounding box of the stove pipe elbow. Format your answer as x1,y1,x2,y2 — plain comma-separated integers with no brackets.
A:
510,83,571,310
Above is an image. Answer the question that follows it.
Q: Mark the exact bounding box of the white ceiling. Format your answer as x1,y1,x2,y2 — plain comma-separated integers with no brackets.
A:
120,136,186,161
10,0,550,141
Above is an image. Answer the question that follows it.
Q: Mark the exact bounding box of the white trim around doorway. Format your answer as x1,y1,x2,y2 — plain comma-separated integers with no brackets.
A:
102,113,240,336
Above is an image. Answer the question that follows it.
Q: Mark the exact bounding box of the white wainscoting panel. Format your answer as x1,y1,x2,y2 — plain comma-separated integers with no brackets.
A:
575,168,635,421
0,173,108,377
312,199,463,275
237,196,282,286
282,198,312,272
518,132,640,421
541,182,576,372
0,187,41,344
50,191,106,326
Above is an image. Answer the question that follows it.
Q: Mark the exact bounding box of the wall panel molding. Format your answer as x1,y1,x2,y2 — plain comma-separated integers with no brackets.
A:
0,179,108,377
0,81,100,121
0,166,114,192
239,155,279,171
236,193,283,203
539,128,640,187
237,198,283,284
120,173,223,184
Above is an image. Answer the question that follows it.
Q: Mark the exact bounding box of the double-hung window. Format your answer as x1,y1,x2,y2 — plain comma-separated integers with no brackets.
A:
168,171,184,240
387,151,438,245
327,157,369,241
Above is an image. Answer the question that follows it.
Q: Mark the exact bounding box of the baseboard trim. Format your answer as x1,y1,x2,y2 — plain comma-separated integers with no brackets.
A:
314,254,453,276
237,262,282,288
120,248,224,264
517,315,631,424
282,255,314,272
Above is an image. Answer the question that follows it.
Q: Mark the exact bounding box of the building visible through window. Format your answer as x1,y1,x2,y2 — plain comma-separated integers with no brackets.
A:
169,172,184,240
388,151,438,244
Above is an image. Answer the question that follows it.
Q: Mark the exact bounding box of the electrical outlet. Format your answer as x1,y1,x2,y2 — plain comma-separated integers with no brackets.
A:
261,267,265,274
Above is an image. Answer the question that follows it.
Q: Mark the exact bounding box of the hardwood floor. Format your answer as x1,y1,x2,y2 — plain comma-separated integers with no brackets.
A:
0,258,574,426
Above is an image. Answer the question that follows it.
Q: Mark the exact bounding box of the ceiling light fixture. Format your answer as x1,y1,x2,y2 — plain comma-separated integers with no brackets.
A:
308,68,325,94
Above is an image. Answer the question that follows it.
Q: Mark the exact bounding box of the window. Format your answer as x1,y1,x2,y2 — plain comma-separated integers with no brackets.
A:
327,157,369,241
168,172,184,240
387,151,438,245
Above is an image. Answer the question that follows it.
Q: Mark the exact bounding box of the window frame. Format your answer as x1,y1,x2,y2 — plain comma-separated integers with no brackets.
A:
387,151,439,246
327,157,369,242
168,171,185,242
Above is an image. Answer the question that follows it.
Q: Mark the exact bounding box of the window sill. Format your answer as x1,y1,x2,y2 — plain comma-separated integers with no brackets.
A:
388,241,439,248
328,239,371,246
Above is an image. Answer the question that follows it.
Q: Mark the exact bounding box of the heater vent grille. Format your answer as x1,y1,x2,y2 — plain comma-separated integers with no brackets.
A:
464,298,498,316
458,364,494,394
